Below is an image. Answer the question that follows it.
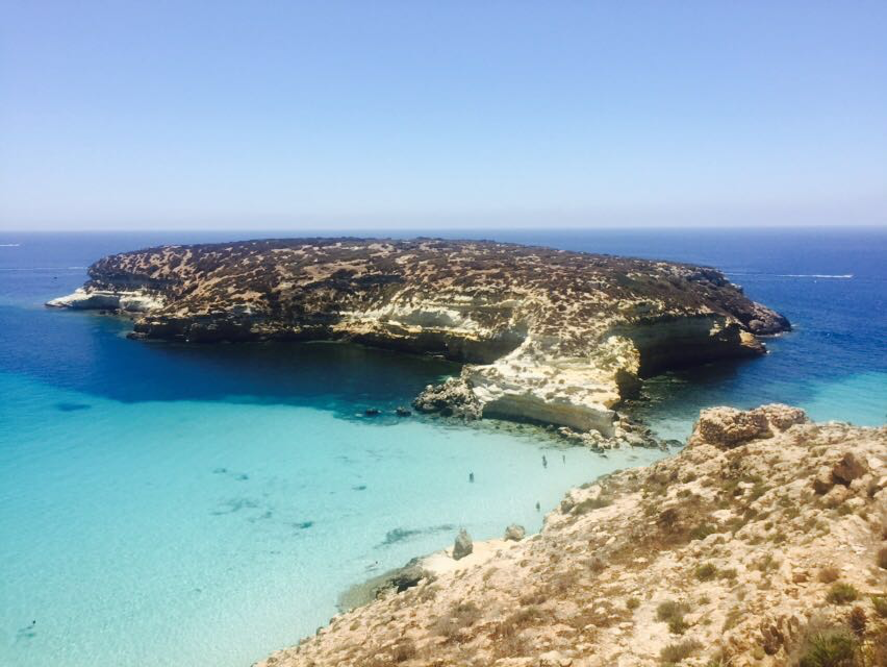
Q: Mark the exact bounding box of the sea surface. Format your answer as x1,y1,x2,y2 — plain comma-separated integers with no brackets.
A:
0,227,884,665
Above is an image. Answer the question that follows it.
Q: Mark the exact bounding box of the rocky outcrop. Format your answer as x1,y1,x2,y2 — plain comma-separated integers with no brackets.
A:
689,404,808,448
412,377,483,420
260,407,887,667
504,524,526,541
46,287,164,312
48,238,789,434
453,529,473,560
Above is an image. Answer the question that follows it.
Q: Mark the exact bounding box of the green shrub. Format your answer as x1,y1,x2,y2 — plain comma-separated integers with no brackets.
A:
668,617,690,634
878,546,887,570
659,639,701,665
690,524,717,541
657,600,691,635
798,629,858,666
694,563,717,581
657,600,690,621
626,597,640,611
826,582,859,605
872,595,887,618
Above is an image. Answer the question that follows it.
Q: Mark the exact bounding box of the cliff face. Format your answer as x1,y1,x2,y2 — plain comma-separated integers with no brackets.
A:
260,406,887,667
48,238,789,434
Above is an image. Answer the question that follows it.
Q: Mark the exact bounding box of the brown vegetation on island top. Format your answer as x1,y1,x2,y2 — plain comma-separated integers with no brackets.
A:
47,238,790,438
259,405,887,668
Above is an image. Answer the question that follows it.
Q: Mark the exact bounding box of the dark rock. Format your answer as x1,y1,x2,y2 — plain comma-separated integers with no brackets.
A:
388,561,427,593
364,408,381,417
453,528,473,560
395,407,412,417
337,557,431,612
504,524,526,541
413,378,482,420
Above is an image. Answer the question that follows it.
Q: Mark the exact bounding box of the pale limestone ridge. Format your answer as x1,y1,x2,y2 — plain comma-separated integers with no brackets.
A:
47,238,789,434
260,405,887,667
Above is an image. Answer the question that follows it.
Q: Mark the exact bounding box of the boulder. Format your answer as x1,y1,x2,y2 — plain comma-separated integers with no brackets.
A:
832,452,867,486
691,404,809,449
813,465,834,495
504,524,526,541
760,404,808,430
413,378,482,420
691,407,770,448
453,528,473,560
388,561,428,592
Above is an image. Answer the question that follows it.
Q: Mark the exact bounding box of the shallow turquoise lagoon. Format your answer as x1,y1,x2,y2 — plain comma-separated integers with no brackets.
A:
0,370,665,666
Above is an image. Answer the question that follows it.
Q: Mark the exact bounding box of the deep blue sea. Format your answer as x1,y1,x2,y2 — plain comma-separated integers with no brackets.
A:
1,228,885,666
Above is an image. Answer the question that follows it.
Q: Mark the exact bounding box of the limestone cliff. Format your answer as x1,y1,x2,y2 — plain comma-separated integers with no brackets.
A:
260,406,887,667
48,238,789,434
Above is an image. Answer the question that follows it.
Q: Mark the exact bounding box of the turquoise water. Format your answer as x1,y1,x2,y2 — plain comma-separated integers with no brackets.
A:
2,370,657,666
1,229,885,665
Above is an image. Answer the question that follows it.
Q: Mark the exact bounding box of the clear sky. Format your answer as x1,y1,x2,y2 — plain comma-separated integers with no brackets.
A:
1,0,886,231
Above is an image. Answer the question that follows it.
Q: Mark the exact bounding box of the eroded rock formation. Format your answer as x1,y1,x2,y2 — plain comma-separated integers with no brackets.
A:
260,406,887,667
47,238,789,433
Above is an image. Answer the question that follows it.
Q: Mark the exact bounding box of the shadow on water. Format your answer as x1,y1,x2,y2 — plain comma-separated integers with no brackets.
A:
2,303,874,428
0,305,460,414
629,334,842,431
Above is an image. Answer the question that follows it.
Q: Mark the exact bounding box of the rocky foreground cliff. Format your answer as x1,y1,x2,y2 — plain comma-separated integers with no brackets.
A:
261,406,887,667
48,238,789,434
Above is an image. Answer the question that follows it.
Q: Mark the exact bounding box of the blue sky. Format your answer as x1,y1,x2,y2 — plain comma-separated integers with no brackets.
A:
1,0,885,230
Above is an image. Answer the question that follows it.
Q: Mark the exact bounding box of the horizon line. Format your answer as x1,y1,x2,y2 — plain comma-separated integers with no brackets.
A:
2,222,887,235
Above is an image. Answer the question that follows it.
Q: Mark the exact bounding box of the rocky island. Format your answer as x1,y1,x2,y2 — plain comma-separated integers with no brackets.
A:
261,405,887,667
48,237,789,436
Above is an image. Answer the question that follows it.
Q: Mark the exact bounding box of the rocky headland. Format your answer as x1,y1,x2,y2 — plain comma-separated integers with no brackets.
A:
47,237,789,436
260,405,887,667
